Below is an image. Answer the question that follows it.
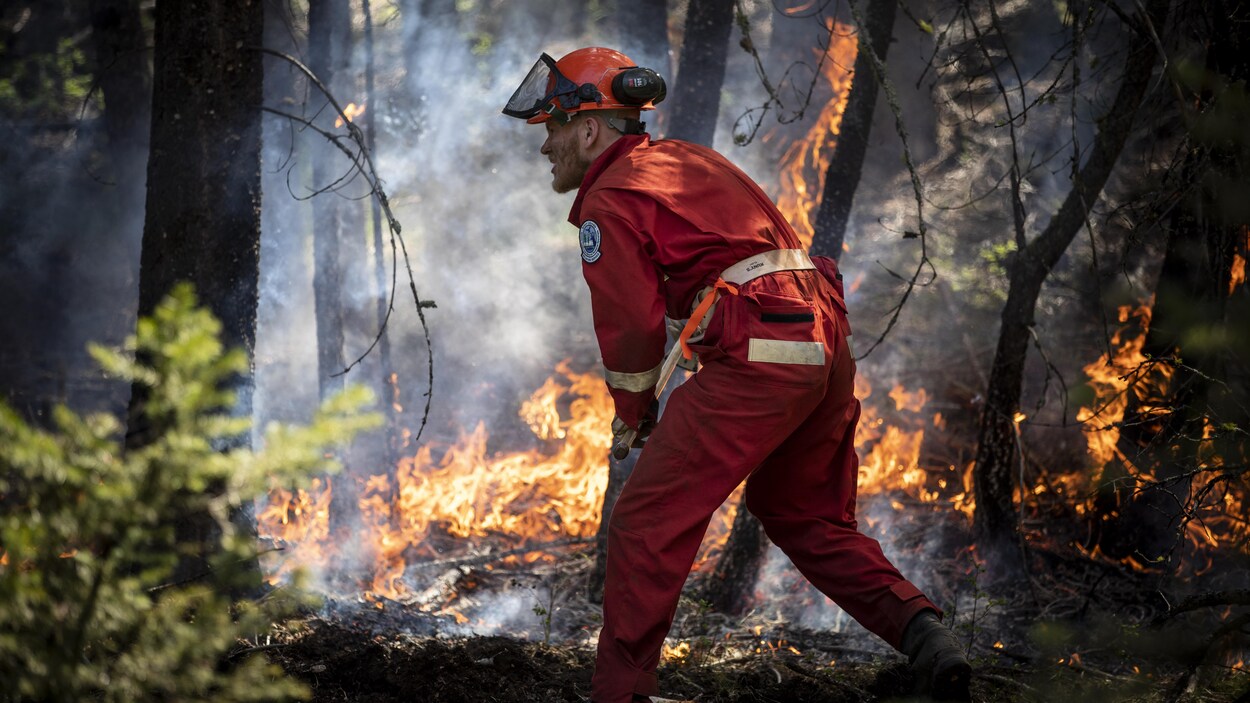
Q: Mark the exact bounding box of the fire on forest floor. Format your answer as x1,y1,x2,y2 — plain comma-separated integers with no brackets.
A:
248,528,1250,703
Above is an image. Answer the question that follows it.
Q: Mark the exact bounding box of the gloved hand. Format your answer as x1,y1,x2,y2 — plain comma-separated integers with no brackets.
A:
611,415,652,458
610,401,658,459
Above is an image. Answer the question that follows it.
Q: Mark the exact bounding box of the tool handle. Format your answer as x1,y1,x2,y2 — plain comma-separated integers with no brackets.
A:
609,342,687,460
611,431,636,460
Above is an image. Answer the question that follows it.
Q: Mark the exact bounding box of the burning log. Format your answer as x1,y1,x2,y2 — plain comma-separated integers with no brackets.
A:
408,537,596,576
413,566,473,609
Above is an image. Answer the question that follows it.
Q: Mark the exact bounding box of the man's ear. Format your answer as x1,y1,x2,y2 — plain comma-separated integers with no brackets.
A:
579,114,600,148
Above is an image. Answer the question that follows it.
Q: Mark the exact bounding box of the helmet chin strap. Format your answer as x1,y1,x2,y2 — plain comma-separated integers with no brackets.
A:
545,104,646,135
605,116,646,135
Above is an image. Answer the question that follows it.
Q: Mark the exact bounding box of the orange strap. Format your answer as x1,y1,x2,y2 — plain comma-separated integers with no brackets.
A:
679,278,738,360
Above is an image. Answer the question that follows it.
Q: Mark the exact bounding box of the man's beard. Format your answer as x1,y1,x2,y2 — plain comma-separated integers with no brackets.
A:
551,142,591,194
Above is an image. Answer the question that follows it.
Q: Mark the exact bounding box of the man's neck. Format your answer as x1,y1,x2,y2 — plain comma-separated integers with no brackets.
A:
586,131,622,164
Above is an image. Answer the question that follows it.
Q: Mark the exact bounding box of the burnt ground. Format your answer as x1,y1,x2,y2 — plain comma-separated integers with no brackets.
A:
251,488,1250,703
254,543,1250,703
260,614,1247,703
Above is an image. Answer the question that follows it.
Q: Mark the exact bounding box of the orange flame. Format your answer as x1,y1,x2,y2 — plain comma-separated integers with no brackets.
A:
335,102,366,128
774,20,858,250
259,361,614,599
1076,302,1159,470
257,477,334,583
1230,226,1248,296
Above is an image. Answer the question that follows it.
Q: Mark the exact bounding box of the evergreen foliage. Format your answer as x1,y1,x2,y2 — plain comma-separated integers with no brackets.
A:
0,284,380,702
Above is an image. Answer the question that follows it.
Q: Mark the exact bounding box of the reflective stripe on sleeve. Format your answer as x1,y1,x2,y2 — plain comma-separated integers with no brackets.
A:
747,339,825,365
604,361,664,392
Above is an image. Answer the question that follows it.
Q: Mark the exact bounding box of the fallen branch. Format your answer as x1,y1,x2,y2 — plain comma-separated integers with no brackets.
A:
1152,589,1250,625
1165,612,1250,703
255,47,437,446
406,537,596,573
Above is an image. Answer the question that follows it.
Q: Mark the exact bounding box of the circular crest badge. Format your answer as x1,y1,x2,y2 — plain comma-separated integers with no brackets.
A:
579,220,602,263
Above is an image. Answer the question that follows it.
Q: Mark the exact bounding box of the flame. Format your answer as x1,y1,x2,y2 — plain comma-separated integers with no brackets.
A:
335,101,366,128
856,379,938,503
663,640,691,663
257,477,334,583
259,361,615,599
1076,302,1161,470
774,20,858,250
1230,226,1248,295
782,1,819,15
1072,301,1250,570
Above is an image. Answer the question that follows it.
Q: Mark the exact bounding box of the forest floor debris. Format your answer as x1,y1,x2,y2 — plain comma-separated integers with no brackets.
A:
255,548,1250,703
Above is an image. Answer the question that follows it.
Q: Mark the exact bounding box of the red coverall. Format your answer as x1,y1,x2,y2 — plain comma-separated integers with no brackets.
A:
572,134,939,703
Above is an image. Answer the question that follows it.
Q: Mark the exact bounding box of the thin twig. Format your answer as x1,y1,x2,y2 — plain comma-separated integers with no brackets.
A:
254,47,437,445
846,0,934,360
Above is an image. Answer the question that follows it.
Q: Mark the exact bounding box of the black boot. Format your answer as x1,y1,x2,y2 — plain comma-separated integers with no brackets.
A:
901,610,972,700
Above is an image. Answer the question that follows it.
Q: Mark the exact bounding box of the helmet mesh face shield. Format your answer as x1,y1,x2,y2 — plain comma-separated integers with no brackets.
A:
502,53,579,120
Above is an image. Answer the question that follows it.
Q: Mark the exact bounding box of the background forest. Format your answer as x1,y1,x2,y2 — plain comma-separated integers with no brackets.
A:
0,0,1247,701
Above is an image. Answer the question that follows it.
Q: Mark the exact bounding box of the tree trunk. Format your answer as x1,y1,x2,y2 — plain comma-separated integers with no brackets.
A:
308,0,351,402
664,0,734,146
700,495,770,614
88,0,150,177
612,0,671,80
364,0,402,501
309,0,366,545
972,0,1169,552
127,0,263,587
809,0,895,261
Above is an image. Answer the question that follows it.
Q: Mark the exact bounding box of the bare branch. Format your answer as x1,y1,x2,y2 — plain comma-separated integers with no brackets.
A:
255,47,437,445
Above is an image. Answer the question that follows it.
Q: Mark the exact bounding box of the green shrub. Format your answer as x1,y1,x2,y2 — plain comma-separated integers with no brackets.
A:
0,284,381,702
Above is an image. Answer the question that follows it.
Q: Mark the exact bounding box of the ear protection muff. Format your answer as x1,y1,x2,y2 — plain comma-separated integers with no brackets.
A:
612,67,667,107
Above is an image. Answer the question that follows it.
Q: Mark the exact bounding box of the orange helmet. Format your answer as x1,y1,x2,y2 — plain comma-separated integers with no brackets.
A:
502,47,666,126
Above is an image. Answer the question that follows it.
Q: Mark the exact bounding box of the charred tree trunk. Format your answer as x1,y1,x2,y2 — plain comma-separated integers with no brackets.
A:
127,0,263,587
258,0,305,423
611,0,671,81
88,0,150,177
309,0,366,543
308,0,350,402
809,0,895,260
87,0,150,381
972,0,1168,553
664,0,734,146
700,495,770,614
364,0,402,494
698,1,897,616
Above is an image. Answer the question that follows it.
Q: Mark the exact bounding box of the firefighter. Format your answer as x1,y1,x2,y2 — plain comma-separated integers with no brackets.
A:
502,47,973,703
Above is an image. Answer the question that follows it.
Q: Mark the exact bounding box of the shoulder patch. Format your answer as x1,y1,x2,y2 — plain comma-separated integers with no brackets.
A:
579,220,602,264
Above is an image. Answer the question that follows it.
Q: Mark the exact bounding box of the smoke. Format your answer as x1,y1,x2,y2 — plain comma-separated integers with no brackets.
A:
0,0,1162,654
0,116,145,423
244,0,1145,642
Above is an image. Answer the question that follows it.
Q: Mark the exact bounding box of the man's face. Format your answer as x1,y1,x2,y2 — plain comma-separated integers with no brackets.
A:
540,116,591,194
